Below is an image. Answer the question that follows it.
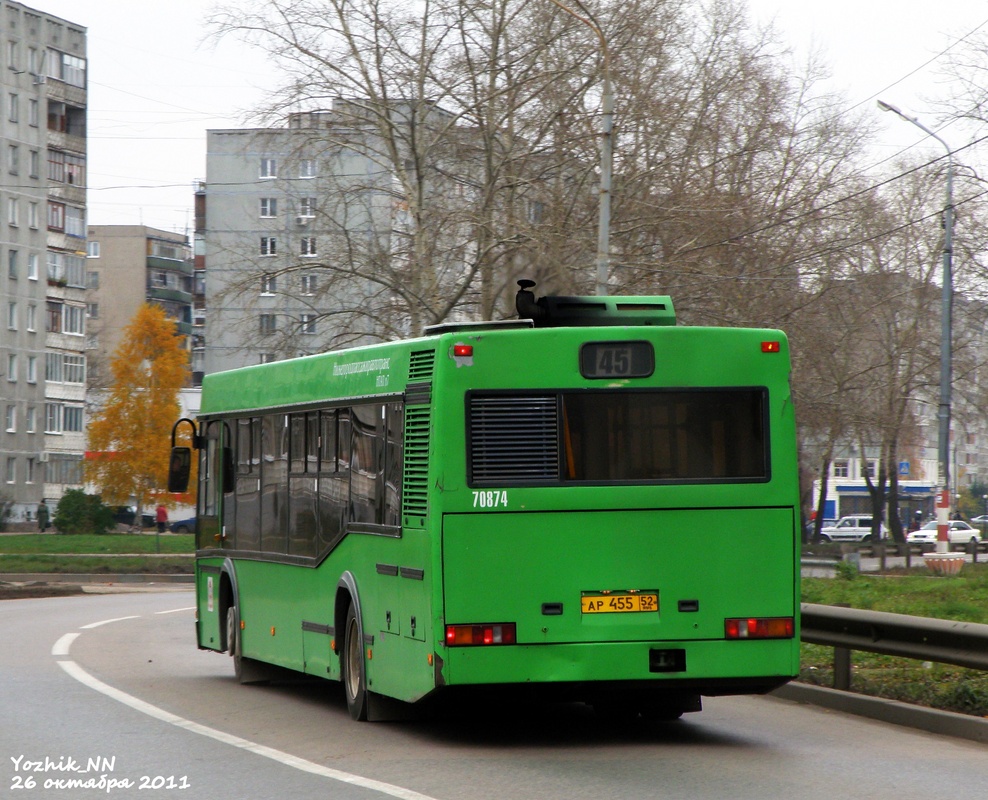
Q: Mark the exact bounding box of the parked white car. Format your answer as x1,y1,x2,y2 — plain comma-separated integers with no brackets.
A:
816,515,888,543
906,520,982,549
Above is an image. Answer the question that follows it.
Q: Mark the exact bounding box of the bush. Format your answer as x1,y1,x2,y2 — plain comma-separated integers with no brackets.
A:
53,489,115,535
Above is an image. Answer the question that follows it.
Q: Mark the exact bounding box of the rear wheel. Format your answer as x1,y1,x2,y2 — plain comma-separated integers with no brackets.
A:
342,603,368,720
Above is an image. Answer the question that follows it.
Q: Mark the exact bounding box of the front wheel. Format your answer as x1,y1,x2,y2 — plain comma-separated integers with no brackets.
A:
342,603,368,721
226,605,244,682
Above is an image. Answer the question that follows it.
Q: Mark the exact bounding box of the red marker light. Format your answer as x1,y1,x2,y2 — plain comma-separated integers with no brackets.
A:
761,341,781,353
453,344,473,357
724,617,794,639
445,623,516,646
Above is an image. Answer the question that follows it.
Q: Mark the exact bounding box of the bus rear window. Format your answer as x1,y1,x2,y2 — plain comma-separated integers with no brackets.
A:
561,390,767,482
467,389,768,486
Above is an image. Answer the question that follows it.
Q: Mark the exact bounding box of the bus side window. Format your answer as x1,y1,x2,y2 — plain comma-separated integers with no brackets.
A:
318,409,348,551
384,403,403,527
351,404,381,524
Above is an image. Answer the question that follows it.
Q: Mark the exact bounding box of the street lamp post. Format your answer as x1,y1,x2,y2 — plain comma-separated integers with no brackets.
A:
547,0,612,296
878,100,954,555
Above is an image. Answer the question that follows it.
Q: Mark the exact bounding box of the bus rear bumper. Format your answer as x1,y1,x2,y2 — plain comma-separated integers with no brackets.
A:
439,637,798,696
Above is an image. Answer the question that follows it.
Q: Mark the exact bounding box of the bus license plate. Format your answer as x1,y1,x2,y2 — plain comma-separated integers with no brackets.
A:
581,593,658,614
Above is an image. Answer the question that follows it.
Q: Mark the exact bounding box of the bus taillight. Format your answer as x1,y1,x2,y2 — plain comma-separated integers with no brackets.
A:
761,341,781,353
445,623,516,646
453,344,473,357
724,617,794,639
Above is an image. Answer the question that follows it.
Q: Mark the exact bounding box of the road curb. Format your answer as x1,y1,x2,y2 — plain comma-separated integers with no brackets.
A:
772,682,988,744
0,573,194,585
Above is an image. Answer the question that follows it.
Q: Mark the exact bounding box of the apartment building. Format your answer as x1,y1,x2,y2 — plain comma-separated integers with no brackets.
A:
84,225,194,388
0,2,87,523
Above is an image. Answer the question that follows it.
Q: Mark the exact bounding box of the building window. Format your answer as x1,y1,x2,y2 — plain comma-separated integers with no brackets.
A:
7,353,16,382
7,249,16,279
833,460,849,478
25,457,35,484
8,92,17,122
28,98,37,127
25,303,35,331
7,41,17,70
301,273,316,295
260,237,276,256
26,355,36,383
300,313,316,335
260,353,278,364
48,202,65,231
87,240,100,258
260,198,278,218
27,253,37,280
7,301,16,329
299,159,316,178
25,406,35,433
5,457,14,484
861,461,875,479
47,301,61,333
261,274,276,294
86,303,99,319
63,304,85,335
45,403,61,434
300,237,317,257
299,197,316,217
65,205,85,237
27,201,37,228
63,354,85,384
4,405,14,432
8,197,17,226
259,314,277,335
7,144,18,174
260,158,276,178
63,405,83,432
86,270,99,288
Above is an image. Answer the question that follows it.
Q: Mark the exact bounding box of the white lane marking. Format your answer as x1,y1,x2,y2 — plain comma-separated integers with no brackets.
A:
54,626,440,800
154,606,195,615
81,615,140,629
51,632,79,656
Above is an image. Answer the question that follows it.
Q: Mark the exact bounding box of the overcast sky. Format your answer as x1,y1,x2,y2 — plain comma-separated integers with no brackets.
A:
38,0,988,236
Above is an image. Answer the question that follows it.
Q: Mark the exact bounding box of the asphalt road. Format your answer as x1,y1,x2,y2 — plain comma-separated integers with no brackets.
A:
2,590,987,800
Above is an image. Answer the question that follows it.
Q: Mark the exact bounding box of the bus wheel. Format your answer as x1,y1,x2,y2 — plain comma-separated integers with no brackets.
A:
226,606,244,682
342,604,368,721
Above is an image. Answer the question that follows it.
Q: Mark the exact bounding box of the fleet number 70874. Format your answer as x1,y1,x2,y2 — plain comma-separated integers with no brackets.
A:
472,490,508,508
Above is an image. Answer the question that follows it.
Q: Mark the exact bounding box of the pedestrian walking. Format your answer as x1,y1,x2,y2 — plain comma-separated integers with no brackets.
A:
156,503,168,534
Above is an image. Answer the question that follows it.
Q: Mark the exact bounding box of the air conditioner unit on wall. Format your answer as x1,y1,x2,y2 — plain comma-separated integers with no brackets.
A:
296,216,309,226
38,452,49,462
32,73,46,85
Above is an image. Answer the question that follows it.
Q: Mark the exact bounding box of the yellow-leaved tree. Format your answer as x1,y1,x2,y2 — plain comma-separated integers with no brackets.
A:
85,304,191,519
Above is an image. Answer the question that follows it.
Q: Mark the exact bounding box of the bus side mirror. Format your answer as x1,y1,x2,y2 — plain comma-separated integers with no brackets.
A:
223,447,235,494
168,447,192,493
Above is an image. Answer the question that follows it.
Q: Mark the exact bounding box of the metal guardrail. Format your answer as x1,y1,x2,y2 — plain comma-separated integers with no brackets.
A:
800,603,988,690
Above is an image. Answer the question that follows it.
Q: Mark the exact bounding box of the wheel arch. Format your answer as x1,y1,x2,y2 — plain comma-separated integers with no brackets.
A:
335,570,361,651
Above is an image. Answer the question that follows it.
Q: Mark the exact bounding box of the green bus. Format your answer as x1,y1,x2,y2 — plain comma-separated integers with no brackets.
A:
170,282,800,721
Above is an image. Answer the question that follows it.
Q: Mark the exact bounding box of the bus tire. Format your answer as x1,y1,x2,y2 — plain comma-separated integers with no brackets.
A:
342,603,368,721
226,605,244,681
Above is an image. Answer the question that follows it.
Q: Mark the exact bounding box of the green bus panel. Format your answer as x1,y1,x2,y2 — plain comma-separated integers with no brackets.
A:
196,561,224,652
440,508,798,685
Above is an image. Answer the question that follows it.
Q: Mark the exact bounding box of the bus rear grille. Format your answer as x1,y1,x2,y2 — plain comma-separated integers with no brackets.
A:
469,395,559,484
